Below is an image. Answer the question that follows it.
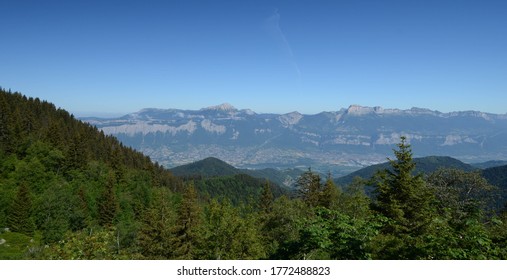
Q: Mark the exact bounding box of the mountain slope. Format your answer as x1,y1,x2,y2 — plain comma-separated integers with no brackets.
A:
482,165,507,188
170,157,303,188
0,88,175,181
472,160,507,169
0,88,183,256
84,104,507,172
169,157,291,204
170,157,241,178
335,156,476,186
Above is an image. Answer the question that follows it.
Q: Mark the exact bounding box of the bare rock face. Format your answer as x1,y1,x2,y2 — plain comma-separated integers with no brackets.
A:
82,104,507,170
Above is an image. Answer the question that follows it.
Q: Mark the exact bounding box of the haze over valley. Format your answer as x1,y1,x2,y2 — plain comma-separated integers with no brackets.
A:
84,103,507,175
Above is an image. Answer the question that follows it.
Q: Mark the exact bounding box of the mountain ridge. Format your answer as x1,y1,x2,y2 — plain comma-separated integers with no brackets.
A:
107,104,507,118
83,104,507,172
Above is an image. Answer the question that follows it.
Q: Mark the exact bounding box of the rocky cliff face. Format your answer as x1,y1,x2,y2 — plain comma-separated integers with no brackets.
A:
83,104,507,172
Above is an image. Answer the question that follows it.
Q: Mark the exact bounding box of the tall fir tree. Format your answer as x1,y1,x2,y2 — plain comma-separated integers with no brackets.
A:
259,180,274,214
138,188,176,259
7,183,35,235
98,171,118,227
371,136,436,259
296,168,323,207
172,182,202,259
320,173,341,209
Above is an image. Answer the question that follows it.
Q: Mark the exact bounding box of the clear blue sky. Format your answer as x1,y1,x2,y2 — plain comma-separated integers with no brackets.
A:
1,0,506,116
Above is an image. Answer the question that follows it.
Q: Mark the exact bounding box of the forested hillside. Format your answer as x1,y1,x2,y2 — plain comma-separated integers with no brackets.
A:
1,88,507,260
170,157,290,204
0,88,182,259
335,156,476,186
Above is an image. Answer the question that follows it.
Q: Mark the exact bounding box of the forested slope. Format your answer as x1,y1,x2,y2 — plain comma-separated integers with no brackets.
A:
0,88,183,258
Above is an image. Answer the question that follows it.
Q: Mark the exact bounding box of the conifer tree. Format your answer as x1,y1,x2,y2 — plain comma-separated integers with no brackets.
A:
260,180,274,214
0,93,12,153
320,173,340,209
296,168,323,207
172,182,201,259
371,136,436,259
138,188,176,259
7,183,35,235
98,171,118,227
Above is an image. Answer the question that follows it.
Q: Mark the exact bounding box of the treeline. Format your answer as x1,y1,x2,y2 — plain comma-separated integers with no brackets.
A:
1,88,507,259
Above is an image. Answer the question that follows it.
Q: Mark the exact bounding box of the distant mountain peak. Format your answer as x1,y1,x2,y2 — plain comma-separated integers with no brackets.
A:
201,103,237,112
278,111,303,126
346,105,383,115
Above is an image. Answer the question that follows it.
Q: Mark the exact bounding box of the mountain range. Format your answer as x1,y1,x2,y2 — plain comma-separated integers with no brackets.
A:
83,104,507,174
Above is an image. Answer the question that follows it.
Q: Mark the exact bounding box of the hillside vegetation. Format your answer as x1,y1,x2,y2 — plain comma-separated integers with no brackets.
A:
335,156,476,186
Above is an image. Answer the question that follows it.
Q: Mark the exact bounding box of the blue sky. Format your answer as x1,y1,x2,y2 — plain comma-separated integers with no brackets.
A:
1,0,506,116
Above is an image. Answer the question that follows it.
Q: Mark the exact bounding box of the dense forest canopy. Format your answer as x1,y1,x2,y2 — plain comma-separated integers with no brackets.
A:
1,88,507,260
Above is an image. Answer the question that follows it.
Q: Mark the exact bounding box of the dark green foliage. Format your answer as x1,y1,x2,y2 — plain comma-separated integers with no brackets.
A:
473,160,507,169
170,157,241,178
7,184,35,235
0,88,180,258
427,168,497,221
483,164,507,188
336,155,476,186
296,169,341,209
482,164,507,209
296,207,382,260
172,157,289,205
170,157,303,188
259,181,273,214
296,168,323,207
138,188,177,259
261,196,307,259
98,171,118,227
34,180,75,244
320,174,341,209
172,183,202,259
0,88,176,187
337,178,372,220
194,173,287,205
200,199,265,260
371,137,437,259
423,168,499,259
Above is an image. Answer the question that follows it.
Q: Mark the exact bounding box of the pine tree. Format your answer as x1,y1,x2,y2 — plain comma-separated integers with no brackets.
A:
7,183,35,235
371,136,436,259
296,168,323,207
172,182,201,259
259,180,274,214
0,92,12,153
98,171,118,227
320,173,340,209
138,188,176,259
